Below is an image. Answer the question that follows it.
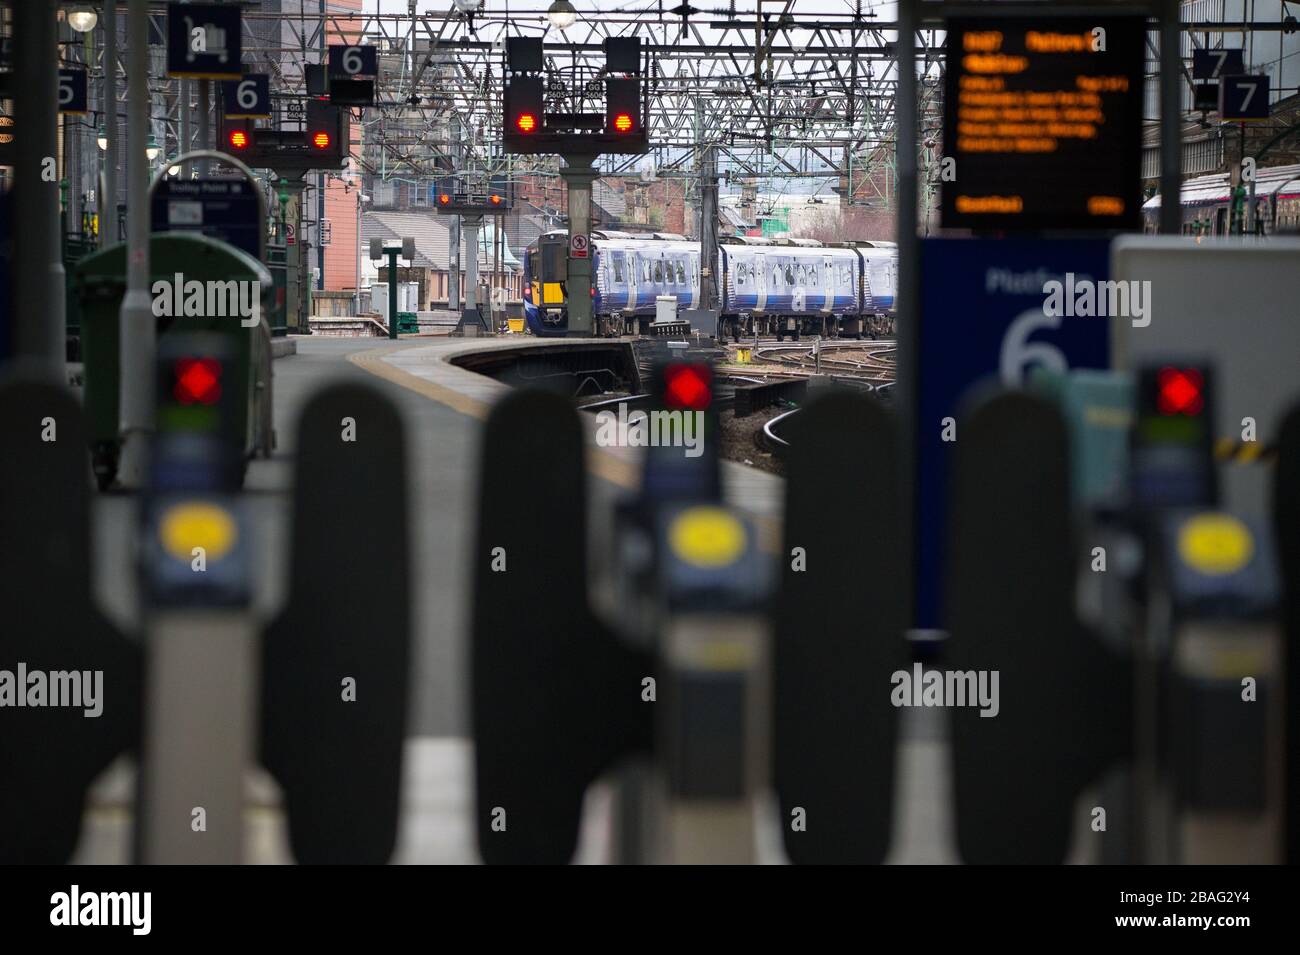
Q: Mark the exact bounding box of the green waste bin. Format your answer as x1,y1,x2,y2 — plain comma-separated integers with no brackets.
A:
74,233,275,489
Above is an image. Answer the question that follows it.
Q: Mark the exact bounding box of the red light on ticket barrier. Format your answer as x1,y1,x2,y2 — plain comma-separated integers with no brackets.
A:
174,358,222,406
1157,367,1204,416
663,363,712,411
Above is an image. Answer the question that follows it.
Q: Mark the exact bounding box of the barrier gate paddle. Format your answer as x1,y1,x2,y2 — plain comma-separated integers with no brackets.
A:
773,391,908,864
947,391,1129,864
0,376,140,863
261,382,412,864
1274,401,1300,866
472,390,650,864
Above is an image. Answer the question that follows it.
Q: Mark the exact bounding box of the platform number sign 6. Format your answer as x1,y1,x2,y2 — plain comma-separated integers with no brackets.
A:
999,307,1067,387
329,44,376,78
221,74,270,118
236,79,258,110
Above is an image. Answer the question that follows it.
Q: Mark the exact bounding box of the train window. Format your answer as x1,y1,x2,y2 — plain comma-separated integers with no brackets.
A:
784,264,795,285
772,266,781,286
612,254,625,283
676,261,686,284
809,266,817,285
735,263,746,285
654,259,663,283
642,258,651,283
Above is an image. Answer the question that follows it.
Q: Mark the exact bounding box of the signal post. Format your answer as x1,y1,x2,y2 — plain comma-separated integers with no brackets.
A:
502,36,648,338
433,180,512,335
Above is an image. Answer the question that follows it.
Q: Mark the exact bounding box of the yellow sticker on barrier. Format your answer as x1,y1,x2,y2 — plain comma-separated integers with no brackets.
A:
669,507,746,568
160,502,238,562
1178,513,1253,576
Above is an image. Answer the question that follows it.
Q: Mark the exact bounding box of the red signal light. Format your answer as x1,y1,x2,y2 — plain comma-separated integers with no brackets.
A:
489,194,502,205
516,113,537,133
613,112,633,132
663,363,712,411
438,193,451,206
228,129,249,150
174,358,222,406
312,130,331,149
1156,367,1204,416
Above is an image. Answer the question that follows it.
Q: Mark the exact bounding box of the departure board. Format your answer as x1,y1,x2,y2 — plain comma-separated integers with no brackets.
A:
941,15,1144,232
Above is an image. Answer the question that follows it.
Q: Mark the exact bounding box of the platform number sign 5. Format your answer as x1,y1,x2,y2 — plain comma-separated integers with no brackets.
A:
1220,75,1270,121
58,69,88,115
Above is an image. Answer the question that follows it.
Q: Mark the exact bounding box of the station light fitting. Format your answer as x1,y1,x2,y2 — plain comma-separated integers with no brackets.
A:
546,1,578,31
96,126,107,151
145,136,161,161
67,5,98,33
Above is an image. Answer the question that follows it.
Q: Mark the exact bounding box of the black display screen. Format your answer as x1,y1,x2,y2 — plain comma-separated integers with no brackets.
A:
941,14,1145,232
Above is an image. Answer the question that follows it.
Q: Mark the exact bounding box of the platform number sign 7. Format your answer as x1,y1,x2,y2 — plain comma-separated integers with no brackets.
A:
1220,74,1270,121
1192,49,1244,81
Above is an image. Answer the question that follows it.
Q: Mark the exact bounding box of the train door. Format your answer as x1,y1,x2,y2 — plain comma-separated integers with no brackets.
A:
821,255,834,313
688,249,700,310
754,250,768,315
628,248,641,312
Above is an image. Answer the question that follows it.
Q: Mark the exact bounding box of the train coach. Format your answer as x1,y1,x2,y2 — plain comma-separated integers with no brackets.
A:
522,231,897,339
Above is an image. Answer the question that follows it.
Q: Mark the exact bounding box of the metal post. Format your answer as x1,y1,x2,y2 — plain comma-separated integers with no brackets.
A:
197,79,210,177
102,0,118,245
12,0,65,367
461,214,484,332
1158,0,1182,235
116,0,154,486
560,156,597,337
355,193,362,315
279,176,307,331
448,116,461,311
896,0,919,631
699,143,719,314
180,78,191,160
386,248,399,339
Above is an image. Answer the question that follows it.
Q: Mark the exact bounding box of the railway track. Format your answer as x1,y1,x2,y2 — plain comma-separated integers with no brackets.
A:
746,339,897,384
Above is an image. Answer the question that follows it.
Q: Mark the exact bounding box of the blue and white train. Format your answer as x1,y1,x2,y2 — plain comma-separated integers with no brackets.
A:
522,230,897,339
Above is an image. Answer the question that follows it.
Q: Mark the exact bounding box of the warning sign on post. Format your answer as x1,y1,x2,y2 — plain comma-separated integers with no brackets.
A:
570,233,589,258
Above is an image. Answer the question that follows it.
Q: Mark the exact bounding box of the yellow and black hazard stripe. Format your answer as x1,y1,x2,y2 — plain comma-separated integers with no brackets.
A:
1214,438,1277,463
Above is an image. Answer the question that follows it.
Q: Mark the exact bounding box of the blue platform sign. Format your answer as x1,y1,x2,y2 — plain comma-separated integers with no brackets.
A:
916,238,1112,629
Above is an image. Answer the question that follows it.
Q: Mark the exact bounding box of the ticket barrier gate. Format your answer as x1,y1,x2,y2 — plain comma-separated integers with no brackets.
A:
0,344,411,864
1137,511,1283,864
471,365,908,863
1024,363,1296,864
